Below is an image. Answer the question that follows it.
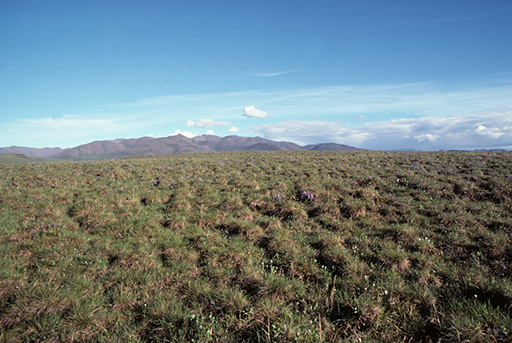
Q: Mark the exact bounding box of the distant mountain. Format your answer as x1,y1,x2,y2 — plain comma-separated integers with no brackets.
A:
0,146,62,158
1,134,361,160
472,148,508,152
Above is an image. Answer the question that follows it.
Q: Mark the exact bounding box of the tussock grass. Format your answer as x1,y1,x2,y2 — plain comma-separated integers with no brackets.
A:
1,151,511,342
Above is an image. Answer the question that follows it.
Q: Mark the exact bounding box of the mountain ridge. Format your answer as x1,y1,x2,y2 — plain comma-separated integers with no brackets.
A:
0,146,63,158
1,134,361,160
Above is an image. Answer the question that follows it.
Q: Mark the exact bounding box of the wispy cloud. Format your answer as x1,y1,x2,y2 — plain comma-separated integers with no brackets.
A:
252,110,512,150
0,114,151,147
91,79,512,122
186,119,232,127
22,116,115,130
22,114,147,136
435,8,510,23
3,77,512,149
252,69,299,77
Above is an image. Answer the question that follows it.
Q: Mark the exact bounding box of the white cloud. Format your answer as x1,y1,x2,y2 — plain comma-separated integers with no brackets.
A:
228,126,239,133
205,129,215,135
252,110,512,150
414,133,440,142
186,119,232,127
252,120,370,146
475,124,505,139
168,129,196,138
243,105,268,118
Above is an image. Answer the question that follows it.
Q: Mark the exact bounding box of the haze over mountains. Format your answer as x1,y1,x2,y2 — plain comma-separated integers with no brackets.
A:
0,135,360,161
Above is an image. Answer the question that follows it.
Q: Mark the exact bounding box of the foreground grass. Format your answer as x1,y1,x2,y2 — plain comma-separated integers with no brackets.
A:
1,151,511,342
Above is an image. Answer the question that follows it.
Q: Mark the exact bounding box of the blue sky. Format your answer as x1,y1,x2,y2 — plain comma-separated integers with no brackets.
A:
1,0,511,150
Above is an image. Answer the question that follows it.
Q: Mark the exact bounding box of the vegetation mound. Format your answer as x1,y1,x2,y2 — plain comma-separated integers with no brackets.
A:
1,151,511,342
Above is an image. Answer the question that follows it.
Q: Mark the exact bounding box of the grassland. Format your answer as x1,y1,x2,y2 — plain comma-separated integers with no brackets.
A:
1,151,511,342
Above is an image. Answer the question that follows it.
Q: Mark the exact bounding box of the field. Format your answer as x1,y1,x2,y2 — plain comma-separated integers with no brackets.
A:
1,151,511,342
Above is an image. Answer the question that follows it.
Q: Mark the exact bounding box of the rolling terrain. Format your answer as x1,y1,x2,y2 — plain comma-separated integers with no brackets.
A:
0,150,511,342
0,153,58,165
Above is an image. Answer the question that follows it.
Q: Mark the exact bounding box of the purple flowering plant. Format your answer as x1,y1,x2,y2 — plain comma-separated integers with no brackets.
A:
299,191,315,201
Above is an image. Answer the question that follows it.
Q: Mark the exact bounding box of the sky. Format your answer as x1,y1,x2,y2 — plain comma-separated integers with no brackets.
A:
1,0,512,150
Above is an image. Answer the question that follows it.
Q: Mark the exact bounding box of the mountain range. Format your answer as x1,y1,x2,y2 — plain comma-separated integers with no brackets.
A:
0,135,360,161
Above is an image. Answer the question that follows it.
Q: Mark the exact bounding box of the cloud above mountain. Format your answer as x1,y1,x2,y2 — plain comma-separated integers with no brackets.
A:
252,110,512,150
186,119,232,127
243,106,268,118
169,129,196,138
2,79,511,150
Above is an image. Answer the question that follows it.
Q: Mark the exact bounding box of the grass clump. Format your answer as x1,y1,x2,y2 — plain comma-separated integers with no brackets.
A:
1,151,511,342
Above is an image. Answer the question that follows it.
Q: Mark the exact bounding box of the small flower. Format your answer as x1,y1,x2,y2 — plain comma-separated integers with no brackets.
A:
273,194,283,201
300,191,314,201
150,178,160,186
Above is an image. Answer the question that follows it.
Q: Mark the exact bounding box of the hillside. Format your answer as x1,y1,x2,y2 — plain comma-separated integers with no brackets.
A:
52,135,214,160
0,153,58,164
208,136,304,152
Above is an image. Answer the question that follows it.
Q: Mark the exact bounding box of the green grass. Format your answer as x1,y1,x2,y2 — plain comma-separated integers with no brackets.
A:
1,151,511,342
